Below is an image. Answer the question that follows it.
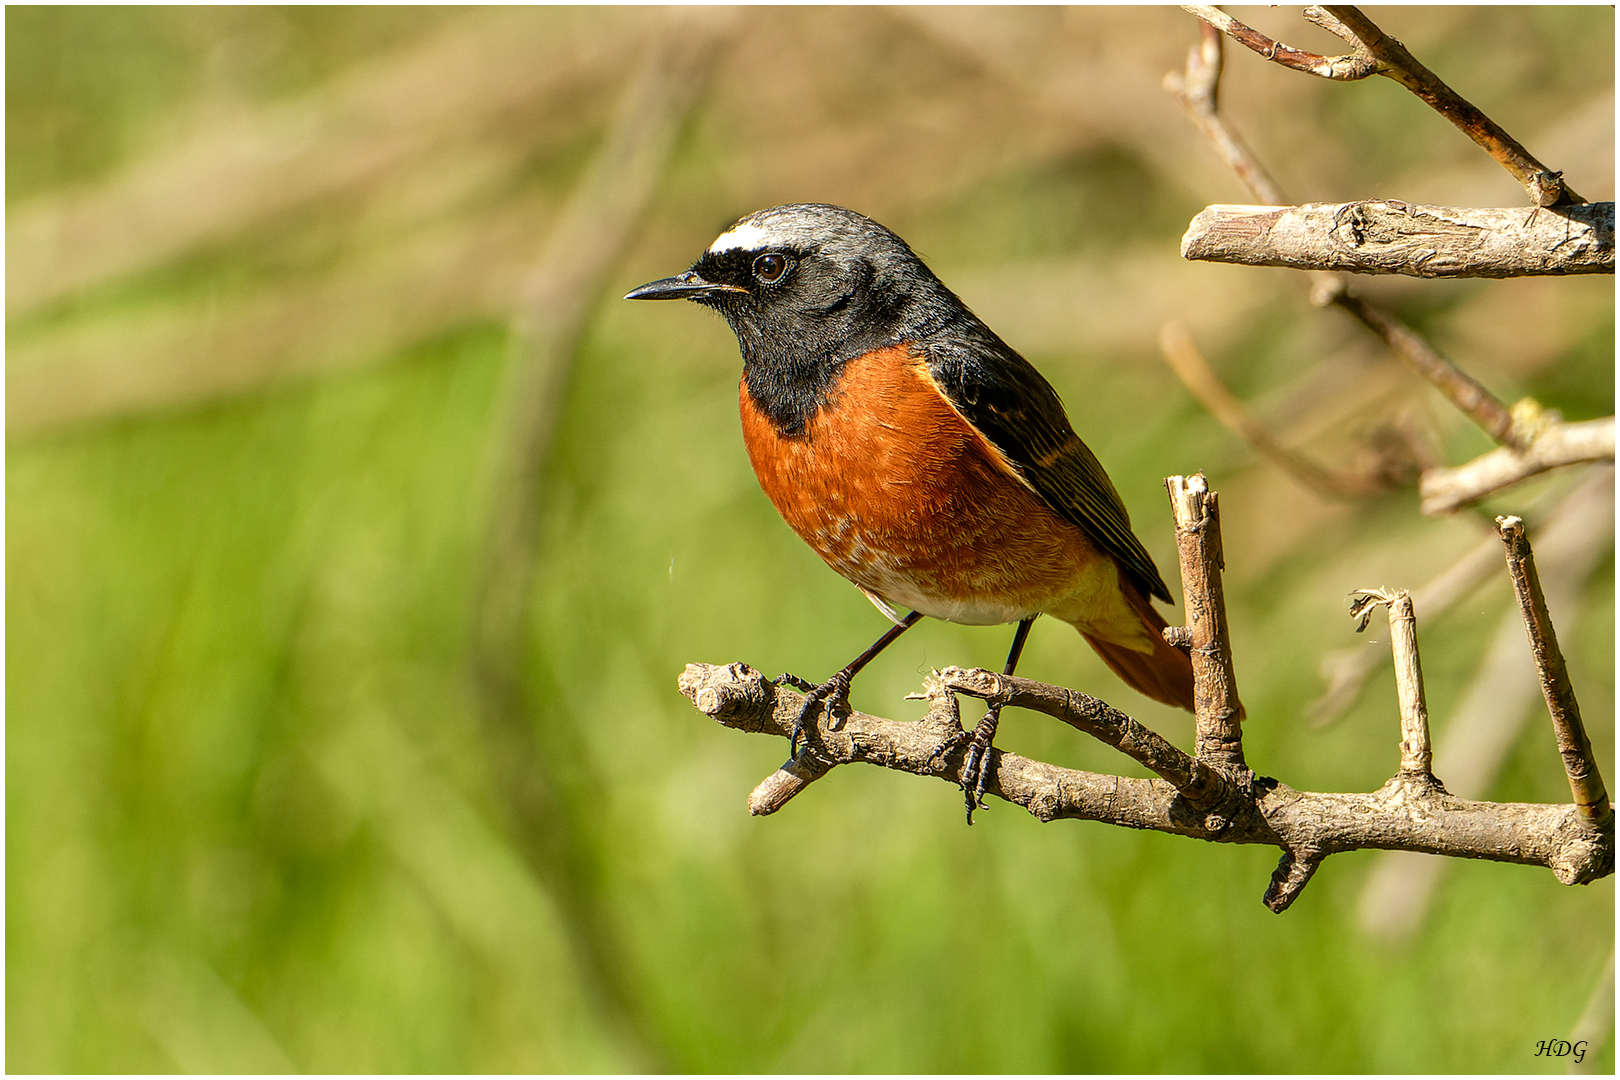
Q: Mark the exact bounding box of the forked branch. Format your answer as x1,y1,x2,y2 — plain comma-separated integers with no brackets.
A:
678,477,1614,911
1182,4,1585,206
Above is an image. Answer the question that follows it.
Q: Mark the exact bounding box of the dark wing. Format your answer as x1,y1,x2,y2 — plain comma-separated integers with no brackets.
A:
923,337,1173,605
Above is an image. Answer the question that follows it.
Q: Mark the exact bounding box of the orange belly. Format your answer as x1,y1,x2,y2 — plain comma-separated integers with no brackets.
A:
739,344,1127,630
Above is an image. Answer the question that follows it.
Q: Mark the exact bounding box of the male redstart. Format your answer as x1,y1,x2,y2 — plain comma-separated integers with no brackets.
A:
628,203,1195,816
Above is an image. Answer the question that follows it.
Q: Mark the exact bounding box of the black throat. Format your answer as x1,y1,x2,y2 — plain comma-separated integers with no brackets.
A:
734,324,892,437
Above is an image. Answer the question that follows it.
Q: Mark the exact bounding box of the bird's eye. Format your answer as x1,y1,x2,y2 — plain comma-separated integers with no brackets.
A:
752,253,789,284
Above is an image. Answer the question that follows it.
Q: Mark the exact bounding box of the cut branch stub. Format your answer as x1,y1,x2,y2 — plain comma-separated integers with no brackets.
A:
1165,474,1246,770
1348,588,1436,783
1264,848,1324,913
1495,517,1613,826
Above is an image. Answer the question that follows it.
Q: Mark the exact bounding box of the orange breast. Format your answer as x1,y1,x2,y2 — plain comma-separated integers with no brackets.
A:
738,344,1112,626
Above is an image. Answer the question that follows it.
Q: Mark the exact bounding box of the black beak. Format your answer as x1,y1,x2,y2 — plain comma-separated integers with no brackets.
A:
624,270,744,302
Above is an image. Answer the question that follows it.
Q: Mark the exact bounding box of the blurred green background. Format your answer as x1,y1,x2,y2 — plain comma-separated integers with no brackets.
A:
7,6,1613,1072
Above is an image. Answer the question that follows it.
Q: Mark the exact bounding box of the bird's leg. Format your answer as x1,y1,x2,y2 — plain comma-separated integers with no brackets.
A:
960,616,1036,823
775,611,923,758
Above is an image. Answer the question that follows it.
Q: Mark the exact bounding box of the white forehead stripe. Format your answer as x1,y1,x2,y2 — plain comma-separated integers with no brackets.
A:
707,221,772,254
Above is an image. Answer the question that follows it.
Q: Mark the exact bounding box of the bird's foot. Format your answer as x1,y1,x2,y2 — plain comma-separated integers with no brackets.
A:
958,704,1005,825
773,670,853,758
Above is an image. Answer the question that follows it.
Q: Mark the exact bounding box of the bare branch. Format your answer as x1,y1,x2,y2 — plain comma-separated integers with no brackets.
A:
935,667,1228,808
1496,516,1612,826
1181,201,1615,278
1162,22,1289,206
1311,276,1521,447
1165,474,1246,771
1319,6,1585,206
678,662,1614,889
1357,475,1614,939
1420,415,1616,515
1184,5,1586,205
1180,5,1379,81
1158,323,1391,498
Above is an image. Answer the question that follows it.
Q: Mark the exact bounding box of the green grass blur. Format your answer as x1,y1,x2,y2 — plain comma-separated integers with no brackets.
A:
8,7,1613,1072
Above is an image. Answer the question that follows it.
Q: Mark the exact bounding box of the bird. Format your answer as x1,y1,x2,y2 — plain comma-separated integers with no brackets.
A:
627,203,1197,818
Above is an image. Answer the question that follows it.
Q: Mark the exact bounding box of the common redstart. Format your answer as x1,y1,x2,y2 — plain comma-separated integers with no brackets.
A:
628,203,1196,818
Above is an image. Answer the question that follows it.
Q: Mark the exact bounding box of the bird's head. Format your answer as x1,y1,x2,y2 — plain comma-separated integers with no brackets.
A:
625,203,953,371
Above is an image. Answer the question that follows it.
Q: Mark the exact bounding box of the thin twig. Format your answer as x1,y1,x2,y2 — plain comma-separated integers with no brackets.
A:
1312,530,1499,723
1179,5,1379,81
1181,201,1615,278
1165,473,1247,771
1311,275,1522,448
1183,5,1585,206
1162,21,1289,206
1496,515,1612,825
1420,414,1616,515
1158,323,1391,498
1320,6,1585,206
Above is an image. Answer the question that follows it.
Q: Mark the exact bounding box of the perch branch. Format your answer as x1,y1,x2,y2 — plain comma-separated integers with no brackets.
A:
1496,516,1612,825
1166,473,1247,771
681,477,1613,909
1419,414,1616,515
1181,201,1614,278
1158,323,1391,498
1183,5,1585,206
934,667,1228,809
678,662,1614,894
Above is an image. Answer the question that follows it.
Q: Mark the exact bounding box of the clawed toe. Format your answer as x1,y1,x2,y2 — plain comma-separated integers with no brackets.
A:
959,704,1004,825
782,671,852,758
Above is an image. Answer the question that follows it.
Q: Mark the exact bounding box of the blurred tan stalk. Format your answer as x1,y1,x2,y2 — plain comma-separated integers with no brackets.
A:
467,11,737,1070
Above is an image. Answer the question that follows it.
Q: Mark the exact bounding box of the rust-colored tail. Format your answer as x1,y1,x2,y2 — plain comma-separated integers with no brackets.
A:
1073,579,1198,714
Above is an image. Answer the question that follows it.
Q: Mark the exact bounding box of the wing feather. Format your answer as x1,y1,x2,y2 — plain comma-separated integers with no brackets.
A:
922,339,1173,605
